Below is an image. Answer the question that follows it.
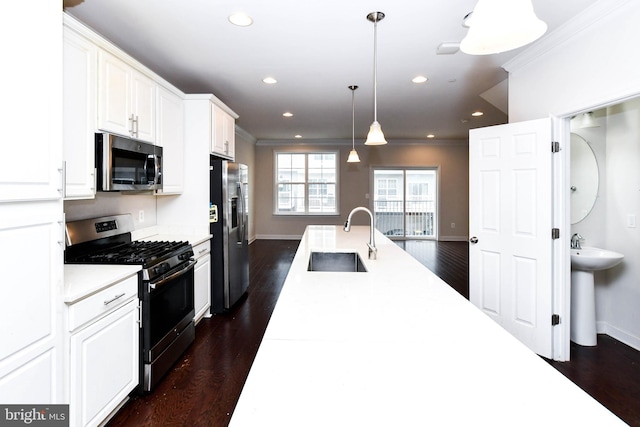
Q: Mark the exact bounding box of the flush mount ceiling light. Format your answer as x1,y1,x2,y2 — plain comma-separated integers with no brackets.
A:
347,85,361,163
579,112,599,128
460,0,547,55
364,11,387,146
412,75,428,84
471,111,484,117
282,112,293,117
262,77,277,84
228,13,253,27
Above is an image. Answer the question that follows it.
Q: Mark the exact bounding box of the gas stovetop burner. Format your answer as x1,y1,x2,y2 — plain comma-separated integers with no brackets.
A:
72,240,191,265
64,214,195,282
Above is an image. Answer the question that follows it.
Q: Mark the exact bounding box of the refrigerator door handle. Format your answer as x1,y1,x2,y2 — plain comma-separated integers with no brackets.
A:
237,182,245,244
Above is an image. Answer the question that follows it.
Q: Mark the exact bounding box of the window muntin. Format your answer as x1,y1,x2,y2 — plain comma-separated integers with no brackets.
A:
275,152,338,215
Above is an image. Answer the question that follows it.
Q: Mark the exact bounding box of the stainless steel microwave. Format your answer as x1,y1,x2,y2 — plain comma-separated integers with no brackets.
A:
95,132,163,192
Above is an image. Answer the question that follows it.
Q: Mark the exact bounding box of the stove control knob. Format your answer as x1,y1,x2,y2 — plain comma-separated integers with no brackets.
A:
178,250,194,261
154,262,170,275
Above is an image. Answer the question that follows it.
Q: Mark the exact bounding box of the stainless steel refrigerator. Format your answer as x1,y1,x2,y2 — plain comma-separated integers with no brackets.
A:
210,157,249,313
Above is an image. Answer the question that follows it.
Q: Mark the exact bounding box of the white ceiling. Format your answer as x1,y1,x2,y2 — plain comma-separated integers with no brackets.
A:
64,0,600,141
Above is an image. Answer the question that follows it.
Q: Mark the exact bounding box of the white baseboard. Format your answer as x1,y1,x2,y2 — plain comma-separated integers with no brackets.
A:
439,235,469,242
596,321,640,351
255,234,302,240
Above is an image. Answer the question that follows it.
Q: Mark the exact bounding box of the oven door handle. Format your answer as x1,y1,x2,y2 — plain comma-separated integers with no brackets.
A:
149,259,197,291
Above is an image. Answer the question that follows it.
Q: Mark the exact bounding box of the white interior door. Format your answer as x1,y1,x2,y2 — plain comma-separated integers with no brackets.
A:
469,118,553,358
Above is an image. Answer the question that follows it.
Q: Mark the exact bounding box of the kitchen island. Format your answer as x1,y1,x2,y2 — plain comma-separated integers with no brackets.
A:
230,225,624,426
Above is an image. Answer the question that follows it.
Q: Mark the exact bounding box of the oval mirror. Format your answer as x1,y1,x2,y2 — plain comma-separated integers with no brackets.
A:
570,133,599,224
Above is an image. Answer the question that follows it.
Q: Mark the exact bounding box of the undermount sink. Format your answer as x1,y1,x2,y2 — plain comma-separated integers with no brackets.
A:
570,246,624,271
307,251,367,272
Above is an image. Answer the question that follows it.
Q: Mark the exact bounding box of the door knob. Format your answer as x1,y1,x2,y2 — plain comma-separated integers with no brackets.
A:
469,236,478,244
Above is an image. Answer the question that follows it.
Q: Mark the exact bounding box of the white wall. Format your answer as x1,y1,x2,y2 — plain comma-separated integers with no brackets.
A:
507,0,640,350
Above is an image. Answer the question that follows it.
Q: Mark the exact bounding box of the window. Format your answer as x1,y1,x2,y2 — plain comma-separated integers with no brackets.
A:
373,168,437,238
275,152,338,215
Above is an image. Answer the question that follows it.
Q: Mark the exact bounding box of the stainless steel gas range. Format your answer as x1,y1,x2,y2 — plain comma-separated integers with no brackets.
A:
65,214,196,393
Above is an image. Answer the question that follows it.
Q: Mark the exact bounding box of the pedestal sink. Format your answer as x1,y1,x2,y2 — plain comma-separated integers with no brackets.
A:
570,247,624,346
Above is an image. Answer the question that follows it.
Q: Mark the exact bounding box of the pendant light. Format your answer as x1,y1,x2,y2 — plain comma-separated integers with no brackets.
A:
460,0,547,55
365,11,387,145
347,85,361,163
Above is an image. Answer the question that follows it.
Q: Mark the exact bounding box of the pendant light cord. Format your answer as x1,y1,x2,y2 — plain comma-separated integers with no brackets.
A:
373,17,378,122
352,89,356,149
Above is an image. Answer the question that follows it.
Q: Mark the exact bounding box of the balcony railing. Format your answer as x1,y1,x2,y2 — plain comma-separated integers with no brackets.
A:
373,200,435,237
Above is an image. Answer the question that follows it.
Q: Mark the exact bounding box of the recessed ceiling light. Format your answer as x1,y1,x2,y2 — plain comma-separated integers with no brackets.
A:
471,111,484,117
228,13,253,27
427,134,435,139
262,77,277,84
283,112,293,117
412,75,428,84
294,134,302,139
448,78,457,83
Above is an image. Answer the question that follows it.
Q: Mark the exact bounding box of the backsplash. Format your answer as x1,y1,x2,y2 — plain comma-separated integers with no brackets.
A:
64,192,157,229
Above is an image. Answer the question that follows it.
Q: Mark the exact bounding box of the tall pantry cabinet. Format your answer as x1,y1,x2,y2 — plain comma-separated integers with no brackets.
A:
0,1,65,404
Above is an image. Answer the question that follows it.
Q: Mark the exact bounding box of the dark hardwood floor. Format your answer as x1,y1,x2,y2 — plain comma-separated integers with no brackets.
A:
106,240,298,427
107,239,639,427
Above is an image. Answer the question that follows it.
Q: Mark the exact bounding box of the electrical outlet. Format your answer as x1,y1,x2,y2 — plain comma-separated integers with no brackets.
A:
451,222,456,229
628,214,636,228
139,210,145,223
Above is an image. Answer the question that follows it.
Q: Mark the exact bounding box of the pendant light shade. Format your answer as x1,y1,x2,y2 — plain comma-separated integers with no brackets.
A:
460,0,547,55
365,11,387,145
347,85,361,163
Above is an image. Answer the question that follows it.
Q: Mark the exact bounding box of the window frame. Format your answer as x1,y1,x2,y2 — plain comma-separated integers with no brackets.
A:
273,151,340,216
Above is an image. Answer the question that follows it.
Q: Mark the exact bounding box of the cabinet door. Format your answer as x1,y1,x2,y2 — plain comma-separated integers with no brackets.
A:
98,50,131,137
194,253,211,323
63,26,97,200
70,299,139,427
211,103,226,156
223,111,236,160
0,202,64,403
131,70,156,143
0,0,62,202
156,86,184,194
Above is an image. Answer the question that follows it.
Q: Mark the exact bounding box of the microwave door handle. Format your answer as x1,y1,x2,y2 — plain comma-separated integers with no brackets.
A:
153,154,160,185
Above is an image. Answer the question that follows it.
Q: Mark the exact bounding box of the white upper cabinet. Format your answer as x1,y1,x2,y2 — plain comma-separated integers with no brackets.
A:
63,22,97,200
211,102,237,159
0,2,62,202
156,85,185,194
98,50,156,143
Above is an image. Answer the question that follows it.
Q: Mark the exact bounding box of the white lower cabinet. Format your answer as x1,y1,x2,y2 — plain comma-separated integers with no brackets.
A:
67,275,139,427
193,240,211,323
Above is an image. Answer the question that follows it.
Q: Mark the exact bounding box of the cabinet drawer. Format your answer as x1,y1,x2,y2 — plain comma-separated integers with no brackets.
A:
193,240,211,259
68,274,138,332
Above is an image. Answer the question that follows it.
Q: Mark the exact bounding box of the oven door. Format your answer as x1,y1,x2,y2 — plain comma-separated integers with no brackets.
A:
142,259,196,363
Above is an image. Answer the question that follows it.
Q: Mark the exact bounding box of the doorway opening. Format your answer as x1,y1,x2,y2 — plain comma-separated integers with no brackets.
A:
372,168,438,239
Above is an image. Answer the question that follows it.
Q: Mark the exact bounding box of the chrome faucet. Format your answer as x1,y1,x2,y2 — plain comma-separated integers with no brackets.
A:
571,233,584,249
344,207,377,260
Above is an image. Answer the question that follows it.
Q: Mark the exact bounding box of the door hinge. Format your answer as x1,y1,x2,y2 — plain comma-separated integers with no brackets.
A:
552,228,560,239
552,141,561,153
552,314,560,326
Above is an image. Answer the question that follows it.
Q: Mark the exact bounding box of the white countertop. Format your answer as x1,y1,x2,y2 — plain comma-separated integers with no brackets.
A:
64,264,141,304
230,225,624,426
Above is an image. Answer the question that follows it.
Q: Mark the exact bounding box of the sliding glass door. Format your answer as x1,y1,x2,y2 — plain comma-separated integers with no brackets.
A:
372,168,437,239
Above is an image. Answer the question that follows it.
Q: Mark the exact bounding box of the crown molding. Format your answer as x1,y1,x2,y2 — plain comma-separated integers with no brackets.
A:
503,0,632,73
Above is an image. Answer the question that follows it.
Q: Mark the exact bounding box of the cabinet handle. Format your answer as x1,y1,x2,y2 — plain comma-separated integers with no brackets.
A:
129,114,135,136
134,115,139,137
104,292,126,305
58,161,66,198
